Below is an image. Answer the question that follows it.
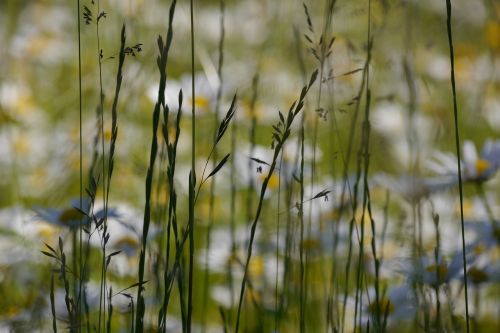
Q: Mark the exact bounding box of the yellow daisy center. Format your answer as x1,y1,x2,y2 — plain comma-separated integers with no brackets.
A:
261,173,280,190
248,255,264,278
36,224,58,241
475,159,490,176
473,243,486,255
486,21,500,50
59,208,81,225
104,128,113,141
191,96,210,109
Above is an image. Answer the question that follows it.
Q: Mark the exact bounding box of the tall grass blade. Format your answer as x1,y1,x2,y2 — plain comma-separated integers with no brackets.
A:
234,70,318,333
444,1,470,332
136,1,177,330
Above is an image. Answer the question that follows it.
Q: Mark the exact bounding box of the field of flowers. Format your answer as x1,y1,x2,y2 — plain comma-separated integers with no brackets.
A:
0,0,499,332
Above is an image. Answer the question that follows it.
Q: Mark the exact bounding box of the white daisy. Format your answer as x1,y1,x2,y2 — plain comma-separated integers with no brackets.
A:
373,173,457,202
428,139,500,183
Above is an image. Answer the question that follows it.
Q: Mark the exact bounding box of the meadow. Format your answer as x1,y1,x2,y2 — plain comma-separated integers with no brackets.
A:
0,0,499,332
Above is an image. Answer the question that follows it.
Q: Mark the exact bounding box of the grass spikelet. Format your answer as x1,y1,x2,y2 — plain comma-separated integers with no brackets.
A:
136,1,178,330
234,69,318,333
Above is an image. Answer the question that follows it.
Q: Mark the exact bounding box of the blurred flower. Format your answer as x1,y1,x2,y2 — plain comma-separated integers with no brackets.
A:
210,284,237,309
230,144,290,197
484,97,500,130
466,220,499,252
462,140,500,181
34,198,118,229
0,206,43,265
467,264,500,286
486,21,500,51
198,226,254,275
371,102,436,168
428,139,500,183
373,173,457,202
198,226,282,288
402,249,476,287
34,201,156,269
9,3,73,64
148,73,216,116
361,285,417,328
464,224,500,285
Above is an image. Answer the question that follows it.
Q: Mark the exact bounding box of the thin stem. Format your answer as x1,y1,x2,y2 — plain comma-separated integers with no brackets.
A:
444,1,470,332
202,1,225,330
136,1,177,330
187,0,196,331
299,111,306,333
234,70,318,333
77,0,83,330
275,152,283,332
95,1,107,330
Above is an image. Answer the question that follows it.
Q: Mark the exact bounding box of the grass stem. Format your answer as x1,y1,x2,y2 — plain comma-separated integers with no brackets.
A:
444,1,470,332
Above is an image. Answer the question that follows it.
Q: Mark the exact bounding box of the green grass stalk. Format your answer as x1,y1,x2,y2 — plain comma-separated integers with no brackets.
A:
93,1,107,329
202,1,225,330
340,51,369,333
299,110,306,333
234,70,318,333
135,0,177,327
274,152,284,332
50,274,57,333
77,0,84,330
444,1,470,332
156,6,180,329
106,287,113,333
187,0,196,331
246,72,260,226
158,90,183,332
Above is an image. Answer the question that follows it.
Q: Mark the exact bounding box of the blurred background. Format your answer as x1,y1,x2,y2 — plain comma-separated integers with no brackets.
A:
0,0,498,331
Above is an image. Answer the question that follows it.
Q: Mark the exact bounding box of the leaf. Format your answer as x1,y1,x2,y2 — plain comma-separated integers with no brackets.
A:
114,280,149,297
328,36,336,50
250,157,270,166
178,89,183,107
293,173,301,183
44,242,57,255
304,34,314,44
278,111,285,124
157,35,164,53
72,206,89,218
216,94,237,143
207,154,230,179
58,237,64,254
95,217,105,228
308,69,319,89
106,251,122,268
50,275,57,333
312,189,331,200
339,68,363,77
107,251,122,258
41,251,58,260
